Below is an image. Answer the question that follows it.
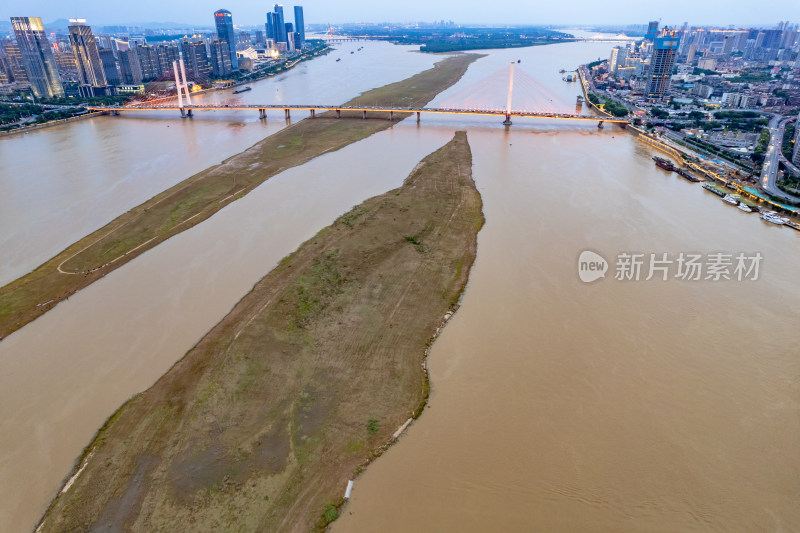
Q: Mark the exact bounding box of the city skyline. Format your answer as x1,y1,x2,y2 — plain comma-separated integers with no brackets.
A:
1,0,799,28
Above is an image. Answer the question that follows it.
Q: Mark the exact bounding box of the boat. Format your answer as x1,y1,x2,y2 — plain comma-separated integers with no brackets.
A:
232,86,251,94
653,156,675,171
761,211,789,225
336,58,341,61
703,183,725,196
722,194,739,205
737,203,753,213
676,168,701,182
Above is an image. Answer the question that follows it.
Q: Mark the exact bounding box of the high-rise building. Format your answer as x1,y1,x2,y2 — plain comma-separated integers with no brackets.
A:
10,16,64,98
0,56,10,84
98,48,120,86
761,29,782,49
53,50,78,82
156,44,179,78
645,21,659,42
645,31,680,103
254,29,265,46
135,44,160,80
276,5,287,43
722,34,735,56
265,13,276,42
294,6,305,49
214,9,238,70
68,19,109,95
285,23,295,52
1,41,29,83
181,41,211,81
267,5,288,45
209,39,232,76
686,42,698,64
609,46,627,73
118,48,143,84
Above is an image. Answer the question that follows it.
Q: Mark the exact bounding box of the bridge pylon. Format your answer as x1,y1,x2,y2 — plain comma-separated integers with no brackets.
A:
172,59,193,117
503,61,515,126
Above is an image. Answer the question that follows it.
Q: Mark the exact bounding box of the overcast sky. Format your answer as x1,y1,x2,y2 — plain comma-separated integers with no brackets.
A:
0,0,798,27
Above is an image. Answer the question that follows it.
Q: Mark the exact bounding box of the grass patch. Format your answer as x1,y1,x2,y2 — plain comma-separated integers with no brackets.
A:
367,418,380,435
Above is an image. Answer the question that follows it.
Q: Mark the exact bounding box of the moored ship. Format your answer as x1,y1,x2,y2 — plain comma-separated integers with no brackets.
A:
676,168,700,182
232,86,252,94
653,156,675,171
761,211,789,225
722,194,740,205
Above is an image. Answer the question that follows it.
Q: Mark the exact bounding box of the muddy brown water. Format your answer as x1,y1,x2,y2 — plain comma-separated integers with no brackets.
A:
2,39,799,532
0,41,440,286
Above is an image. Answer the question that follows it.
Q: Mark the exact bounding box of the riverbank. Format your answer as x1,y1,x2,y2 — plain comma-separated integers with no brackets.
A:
0,53,480,340
0,111,102,138
36,130,483,532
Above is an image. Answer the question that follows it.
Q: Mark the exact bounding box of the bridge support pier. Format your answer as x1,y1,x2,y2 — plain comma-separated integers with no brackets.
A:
598,120,604,129
416,112,420,123
258,108,266,119
503,114,512,126
179,107,185,117
284,109,290,120
336,109,341,119
362,110,367,120
187,109,193,117
310,109,315,118
389,111,393,121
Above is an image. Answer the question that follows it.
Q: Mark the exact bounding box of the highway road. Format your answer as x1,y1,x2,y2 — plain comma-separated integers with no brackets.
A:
777,117,799,177
759,114,800,203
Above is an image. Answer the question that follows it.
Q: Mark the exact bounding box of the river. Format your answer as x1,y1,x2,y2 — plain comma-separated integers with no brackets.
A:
0,41,439,286
2,38,799,532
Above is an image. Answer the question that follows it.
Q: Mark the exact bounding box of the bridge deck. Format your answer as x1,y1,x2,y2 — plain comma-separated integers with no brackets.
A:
88,104,628,123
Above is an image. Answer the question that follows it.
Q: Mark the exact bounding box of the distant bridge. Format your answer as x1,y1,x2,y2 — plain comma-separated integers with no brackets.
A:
92,59,629,127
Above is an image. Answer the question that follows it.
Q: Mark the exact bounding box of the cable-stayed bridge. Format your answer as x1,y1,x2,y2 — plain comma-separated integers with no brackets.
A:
88,60,629,127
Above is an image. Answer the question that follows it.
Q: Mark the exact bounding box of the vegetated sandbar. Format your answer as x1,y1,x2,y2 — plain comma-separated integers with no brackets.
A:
0,53,481,340
37,131,483,532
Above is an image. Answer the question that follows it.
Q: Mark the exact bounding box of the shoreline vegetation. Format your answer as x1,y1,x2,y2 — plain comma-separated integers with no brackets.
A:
344,25,575,54
37,131,484,532
0,53,481,340
336,26,574,53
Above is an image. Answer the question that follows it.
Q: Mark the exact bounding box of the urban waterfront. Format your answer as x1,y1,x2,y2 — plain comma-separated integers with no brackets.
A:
1,20,800,533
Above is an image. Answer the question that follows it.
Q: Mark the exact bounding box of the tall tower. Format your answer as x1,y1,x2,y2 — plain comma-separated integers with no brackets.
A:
293,6,305,49
214,9,238,70
273,5,287,44
68,19,106,89
645,30,680,103
11,17,64,98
